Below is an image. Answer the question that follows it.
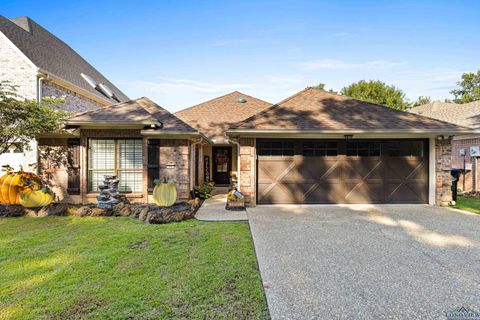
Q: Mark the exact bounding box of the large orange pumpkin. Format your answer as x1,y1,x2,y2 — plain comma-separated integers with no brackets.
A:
0,172,42,204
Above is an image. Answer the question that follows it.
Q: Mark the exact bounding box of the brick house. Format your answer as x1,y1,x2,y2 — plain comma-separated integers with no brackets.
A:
411,101,480,192
0,15,128,170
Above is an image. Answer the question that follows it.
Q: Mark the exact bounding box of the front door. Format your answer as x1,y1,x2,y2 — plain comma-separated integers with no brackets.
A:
212,147,232,185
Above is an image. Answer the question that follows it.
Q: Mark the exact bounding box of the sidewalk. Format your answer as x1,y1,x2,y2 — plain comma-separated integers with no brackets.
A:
195,193,248,221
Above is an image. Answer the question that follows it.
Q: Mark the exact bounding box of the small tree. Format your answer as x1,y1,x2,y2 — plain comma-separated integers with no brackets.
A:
0,81,69,157
308,83,337,94
412,96,432,107
450,70,480,103
341,80,409,110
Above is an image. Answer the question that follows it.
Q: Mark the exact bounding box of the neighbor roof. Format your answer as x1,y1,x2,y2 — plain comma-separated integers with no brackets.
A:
0,16,128,103
229,88,471,134
67,97,197,133
410,101,480,130
175,91,271,143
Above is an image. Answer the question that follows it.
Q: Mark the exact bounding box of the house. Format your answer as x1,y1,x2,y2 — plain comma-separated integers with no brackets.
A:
0,15,128,170
410,101,480,192
175,91,271,186
226,88,472,206
40,88,472,206
40,97,209,203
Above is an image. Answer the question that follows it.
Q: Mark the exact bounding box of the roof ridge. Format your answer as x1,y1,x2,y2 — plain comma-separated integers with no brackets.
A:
175,90,270,115
136,97,199,132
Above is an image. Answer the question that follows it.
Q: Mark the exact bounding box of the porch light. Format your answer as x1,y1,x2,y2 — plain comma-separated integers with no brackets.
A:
344,134,353,140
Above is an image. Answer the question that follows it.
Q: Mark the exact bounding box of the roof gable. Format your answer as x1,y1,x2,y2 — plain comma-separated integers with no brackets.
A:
68,97,197,133
411,101,480,130
0,16,129,103
175,91,271,142
231,88,470,133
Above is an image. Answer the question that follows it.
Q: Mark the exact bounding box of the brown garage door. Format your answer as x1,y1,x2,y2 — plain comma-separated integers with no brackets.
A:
257,139,429,204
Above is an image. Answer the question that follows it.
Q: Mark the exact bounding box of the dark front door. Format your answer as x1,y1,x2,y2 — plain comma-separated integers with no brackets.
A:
212,146,232,185
257,139,429,204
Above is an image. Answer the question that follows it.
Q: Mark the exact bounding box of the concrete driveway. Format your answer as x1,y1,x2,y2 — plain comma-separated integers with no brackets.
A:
248,205,480,320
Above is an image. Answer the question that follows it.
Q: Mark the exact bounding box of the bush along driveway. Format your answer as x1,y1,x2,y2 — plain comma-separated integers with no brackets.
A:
248,204,480,320
0,217,269,319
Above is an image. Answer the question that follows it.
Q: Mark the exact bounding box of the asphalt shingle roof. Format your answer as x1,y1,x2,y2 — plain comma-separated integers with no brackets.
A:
231,88,470,132
68,97,197,132
410,101,480,130
175,91,271,142
0,15,129,103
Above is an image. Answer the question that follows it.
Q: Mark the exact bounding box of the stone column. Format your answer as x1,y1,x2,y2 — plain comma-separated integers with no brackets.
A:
435,137,453,206
239,138,256,206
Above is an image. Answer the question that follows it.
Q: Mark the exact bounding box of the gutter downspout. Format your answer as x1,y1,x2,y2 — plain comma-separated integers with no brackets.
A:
190,138,203,191
34,76,45,174
229,138,241,192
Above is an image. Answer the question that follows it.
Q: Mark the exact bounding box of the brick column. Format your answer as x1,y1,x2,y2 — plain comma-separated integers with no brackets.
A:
435,137,453,206
239,138,256,206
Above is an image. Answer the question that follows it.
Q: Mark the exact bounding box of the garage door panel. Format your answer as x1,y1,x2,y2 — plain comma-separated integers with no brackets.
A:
257,139,428,204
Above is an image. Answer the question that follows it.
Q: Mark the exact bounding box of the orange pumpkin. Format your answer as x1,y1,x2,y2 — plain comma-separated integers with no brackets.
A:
0,172,42,204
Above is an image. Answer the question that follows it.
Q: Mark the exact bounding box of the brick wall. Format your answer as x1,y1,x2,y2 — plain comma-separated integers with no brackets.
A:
451,137,480,192
239,138,256,206
159,139,191,200
42,81,103,113
435,137,453,205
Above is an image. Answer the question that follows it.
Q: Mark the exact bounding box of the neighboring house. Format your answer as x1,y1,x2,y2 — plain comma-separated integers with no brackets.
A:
410,101,480,192
0,15,128,170
175,91,271,186
41,88,471,206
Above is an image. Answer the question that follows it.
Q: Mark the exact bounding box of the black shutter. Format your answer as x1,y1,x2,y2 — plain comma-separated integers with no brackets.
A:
147,139,160,193
67,138,80,195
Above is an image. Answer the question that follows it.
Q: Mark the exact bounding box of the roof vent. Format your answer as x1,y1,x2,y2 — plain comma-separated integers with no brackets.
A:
81,73,97,89
237,97,247,103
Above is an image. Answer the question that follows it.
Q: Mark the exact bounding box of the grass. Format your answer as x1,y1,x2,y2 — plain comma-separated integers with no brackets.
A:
454,195,480,214
0,217,268,319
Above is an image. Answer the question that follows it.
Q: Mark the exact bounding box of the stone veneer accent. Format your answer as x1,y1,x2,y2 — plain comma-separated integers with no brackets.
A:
239,138,256,206
435,137,453,205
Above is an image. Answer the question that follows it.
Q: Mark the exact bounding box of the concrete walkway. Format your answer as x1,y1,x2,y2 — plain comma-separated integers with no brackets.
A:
248,204,480,320
194,194,247,221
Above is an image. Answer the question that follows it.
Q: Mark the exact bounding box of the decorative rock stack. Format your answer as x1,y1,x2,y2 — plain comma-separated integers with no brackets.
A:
96,175,127,208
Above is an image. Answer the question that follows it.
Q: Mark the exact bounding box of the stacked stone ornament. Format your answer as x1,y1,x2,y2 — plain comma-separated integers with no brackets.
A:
96,175,127,208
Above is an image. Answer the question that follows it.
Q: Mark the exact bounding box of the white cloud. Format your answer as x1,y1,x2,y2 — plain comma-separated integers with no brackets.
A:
212,38,251,47
299,59,407,71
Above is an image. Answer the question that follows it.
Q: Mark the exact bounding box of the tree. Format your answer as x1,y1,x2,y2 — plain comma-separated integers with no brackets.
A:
0,81,69,157
412,96,431,107
450,70,480,103
340,80,409,110
309,83,338,94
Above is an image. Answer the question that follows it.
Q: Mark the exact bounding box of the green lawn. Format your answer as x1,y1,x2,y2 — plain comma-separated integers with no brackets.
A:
0,217,268,320
454,195,480,214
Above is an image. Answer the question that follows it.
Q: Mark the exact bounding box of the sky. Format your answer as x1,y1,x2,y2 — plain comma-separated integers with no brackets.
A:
2,0,480,111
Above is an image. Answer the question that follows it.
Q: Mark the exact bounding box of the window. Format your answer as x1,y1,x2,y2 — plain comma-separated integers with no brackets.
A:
258,140,295,156
388,140,424,157
346,141,381,157
303,141,338,156
88,139,143,193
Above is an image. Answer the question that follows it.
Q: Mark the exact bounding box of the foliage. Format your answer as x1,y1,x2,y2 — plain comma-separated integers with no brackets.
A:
194,182,215,199
340,80,409,110
0,217,268,319
450,70,480,103
309,83,337,93
411,96,432,107
0,81,69,156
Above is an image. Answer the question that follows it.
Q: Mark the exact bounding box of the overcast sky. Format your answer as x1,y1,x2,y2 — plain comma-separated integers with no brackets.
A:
3,0,480,111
